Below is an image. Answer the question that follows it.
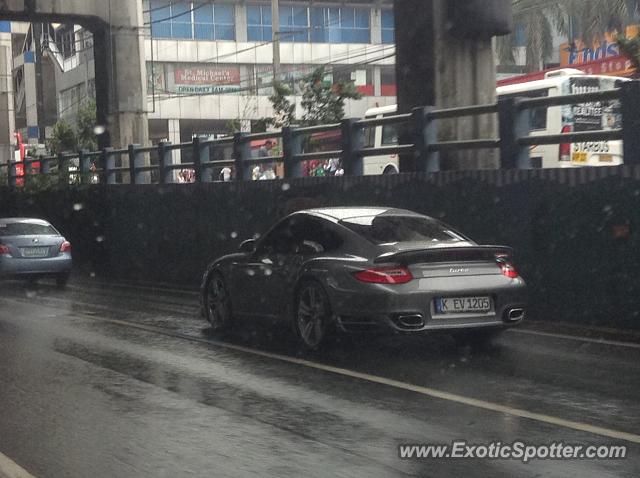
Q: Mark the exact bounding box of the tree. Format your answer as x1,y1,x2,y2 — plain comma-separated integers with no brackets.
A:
76,100,98,151
264,66,362,128
501,0,638,70
618,32,640,77
47,101,98,155
47,120,77,155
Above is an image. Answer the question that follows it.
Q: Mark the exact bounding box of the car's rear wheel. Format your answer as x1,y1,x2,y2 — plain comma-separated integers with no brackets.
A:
205,273,233,332
55,273,70,289
295,281,333,350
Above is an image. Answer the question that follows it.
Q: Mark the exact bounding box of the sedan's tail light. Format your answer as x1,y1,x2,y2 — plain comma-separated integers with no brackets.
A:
0,244,9,255
354,266,413,284
60,241,72,253
497,260,519,279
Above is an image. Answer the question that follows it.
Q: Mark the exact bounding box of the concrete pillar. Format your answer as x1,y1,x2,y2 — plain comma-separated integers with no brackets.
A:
394,0,503,170
235,3,248,43
370,5,382,45
0,24,14,165
0,0,150,150
23,53,38,145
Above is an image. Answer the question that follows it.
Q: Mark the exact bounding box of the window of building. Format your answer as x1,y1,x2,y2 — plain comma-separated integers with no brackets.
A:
310,7,370,43
194,3,235,40
381,9,394,44
149,1,236,40
279,5,309,42
247,4,272,41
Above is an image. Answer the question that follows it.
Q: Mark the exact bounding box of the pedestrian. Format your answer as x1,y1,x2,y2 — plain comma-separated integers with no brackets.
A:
219,166,232,182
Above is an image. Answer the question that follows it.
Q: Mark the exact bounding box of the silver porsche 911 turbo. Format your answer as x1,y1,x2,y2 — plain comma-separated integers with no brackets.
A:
201,207,527,349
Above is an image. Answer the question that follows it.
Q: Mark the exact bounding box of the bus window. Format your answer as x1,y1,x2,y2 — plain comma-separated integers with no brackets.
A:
381,124,399,145
501,89,549,131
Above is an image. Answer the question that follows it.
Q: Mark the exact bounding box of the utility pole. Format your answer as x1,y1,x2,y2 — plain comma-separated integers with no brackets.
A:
271,0,281,86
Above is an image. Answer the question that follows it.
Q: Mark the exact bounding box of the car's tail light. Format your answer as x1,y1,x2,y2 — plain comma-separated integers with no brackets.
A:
497,259,519,279
0,244,9,255
60,241,71,253
354,266,413,284
559,125,572,162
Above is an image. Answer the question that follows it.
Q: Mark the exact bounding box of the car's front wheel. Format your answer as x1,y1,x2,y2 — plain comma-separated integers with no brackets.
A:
205,273,233,332
294,281,333,350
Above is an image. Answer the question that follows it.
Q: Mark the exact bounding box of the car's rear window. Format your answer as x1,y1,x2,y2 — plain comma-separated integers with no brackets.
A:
0,223,58,236
340,215,464,245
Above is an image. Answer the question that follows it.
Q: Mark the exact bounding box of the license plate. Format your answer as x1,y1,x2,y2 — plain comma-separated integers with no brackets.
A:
571,152,588,163
21,247,49,258
435,296,492,315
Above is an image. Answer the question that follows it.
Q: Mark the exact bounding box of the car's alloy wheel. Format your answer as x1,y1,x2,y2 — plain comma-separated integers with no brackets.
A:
296,282,332,349
206,274,233,331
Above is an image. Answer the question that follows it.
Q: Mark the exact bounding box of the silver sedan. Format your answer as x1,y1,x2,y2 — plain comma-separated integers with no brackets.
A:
0,218,72,288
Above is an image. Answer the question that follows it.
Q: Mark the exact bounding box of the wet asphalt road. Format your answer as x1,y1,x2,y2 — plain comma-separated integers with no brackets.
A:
0,278,639,478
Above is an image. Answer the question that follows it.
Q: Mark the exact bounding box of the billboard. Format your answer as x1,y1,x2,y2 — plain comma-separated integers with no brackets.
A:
169,65,242,94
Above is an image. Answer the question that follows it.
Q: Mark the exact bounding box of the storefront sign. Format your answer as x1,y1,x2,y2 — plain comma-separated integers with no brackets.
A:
171,66,241,94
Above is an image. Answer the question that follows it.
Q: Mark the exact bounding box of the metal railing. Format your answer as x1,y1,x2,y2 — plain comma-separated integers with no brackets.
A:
2,80,639,187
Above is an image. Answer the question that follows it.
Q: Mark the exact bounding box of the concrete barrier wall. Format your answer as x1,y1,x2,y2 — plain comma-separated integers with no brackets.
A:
1,166,639,329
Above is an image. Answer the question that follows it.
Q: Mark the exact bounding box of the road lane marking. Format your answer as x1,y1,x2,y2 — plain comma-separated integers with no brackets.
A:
3,295,640,445
0,452,36,478
509,329,640,350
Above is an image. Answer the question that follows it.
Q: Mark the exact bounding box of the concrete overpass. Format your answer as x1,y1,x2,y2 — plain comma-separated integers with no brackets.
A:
0,0,149,149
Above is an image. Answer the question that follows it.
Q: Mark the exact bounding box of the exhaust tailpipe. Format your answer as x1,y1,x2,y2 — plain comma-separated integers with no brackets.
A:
507,308,525,322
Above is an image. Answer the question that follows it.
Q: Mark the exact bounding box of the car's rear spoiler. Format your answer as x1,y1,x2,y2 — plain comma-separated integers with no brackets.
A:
373,245,514,264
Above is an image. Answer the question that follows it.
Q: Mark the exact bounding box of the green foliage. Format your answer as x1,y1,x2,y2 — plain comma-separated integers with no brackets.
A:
263,67,362,128
225,118,242,133
300,67,362,126
47,101,98,155
267,80,296,129
47,120,77,156
502,0,639,70
76,100,98,151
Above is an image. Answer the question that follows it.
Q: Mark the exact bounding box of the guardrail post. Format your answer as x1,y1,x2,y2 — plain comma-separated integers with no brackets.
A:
341,118,363,176
8,161,16,188
282,126,303,178
498,97,531,169
412,106,439,173
78,150,91,184
620,80,640,165
158,141,172,184
58,153,68,186
128,144,149,184
192,136,206,182
233,132,250,181
40,155,50,175
103,147,116,185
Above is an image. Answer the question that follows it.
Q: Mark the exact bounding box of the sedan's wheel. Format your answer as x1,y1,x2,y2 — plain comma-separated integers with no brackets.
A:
205,274,233,332
295,281,332,350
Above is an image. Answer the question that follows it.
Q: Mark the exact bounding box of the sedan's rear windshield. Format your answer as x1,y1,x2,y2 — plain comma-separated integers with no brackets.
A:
0,223,58,236
340,215,464,245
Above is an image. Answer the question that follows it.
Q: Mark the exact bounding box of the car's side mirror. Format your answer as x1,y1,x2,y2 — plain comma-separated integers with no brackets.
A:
239,239,256,253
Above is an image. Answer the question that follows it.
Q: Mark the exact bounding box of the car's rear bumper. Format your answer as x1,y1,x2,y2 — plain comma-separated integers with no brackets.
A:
0,254,72,277
327,274,527,334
